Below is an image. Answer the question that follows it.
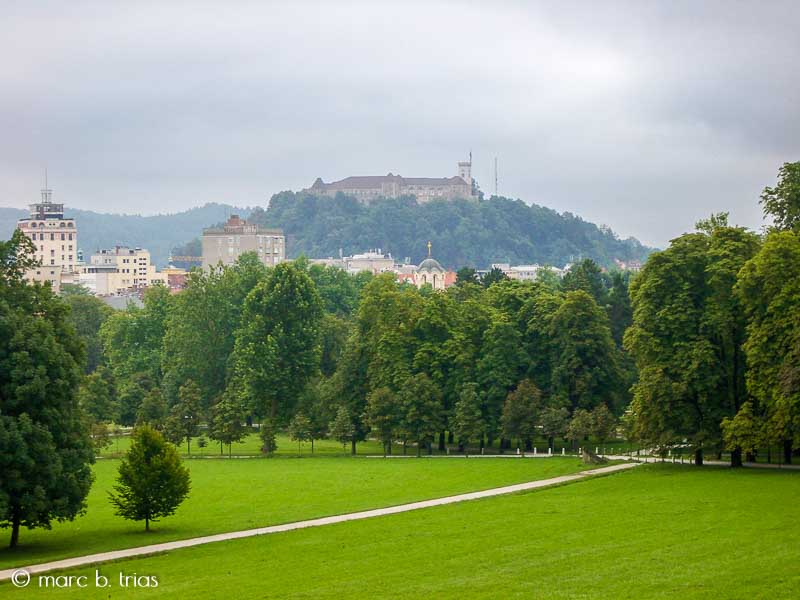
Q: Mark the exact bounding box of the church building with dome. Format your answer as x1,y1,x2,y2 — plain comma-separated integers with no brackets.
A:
397,242,456,291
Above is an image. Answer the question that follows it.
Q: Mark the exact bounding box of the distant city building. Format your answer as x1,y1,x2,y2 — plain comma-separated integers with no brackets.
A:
311,243,456,290
15,185,78,292
310,249,395,275
613,258,642,272
489,263,571,281
304,157,477,203
202,215,285,270
79,246,158,295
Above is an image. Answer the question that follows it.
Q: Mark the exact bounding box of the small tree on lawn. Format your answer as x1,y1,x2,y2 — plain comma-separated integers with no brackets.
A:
540,406,570,451
453,383,484,456
288,412,314,454
165,381,203,455
501,380,542,452
108,426,190,531
260,418,278,454
209,392,247,457
567,408,594,451
329,405,355,453
365,387,401,457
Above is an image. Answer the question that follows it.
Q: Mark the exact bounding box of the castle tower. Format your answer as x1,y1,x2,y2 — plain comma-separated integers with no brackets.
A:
458,153,472,186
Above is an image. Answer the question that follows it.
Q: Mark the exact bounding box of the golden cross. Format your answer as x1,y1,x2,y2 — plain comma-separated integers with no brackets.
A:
427,241,432,257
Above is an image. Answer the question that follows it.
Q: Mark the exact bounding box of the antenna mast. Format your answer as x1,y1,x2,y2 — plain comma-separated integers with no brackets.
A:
494,157,498,197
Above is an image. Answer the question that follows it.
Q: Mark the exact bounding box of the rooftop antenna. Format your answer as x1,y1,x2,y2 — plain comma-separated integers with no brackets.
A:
494,157,498,197
41,167,53,203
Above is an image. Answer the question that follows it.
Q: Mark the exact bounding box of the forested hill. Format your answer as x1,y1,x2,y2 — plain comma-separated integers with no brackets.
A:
249,192,653,269
0,203,250,267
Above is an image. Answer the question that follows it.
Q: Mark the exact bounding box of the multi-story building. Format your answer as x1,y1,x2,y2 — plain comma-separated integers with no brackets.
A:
201,215,285,270
79,246,157,295
304,157,477,203
15,186,78,292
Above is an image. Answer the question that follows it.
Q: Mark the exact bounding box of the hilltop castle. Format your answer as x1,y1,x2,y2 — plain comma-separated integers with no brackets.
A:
304,158,477,203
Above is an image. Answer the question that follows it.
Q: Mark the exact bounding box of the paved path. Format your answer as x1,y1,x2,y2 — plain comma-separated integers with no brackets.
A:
0,462,639,581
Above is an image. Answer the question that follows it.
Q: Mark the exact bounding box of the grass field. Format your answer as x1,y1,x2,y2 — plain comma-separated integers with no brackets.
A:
98,431,634,458
0,456,592,570
4,464,798,599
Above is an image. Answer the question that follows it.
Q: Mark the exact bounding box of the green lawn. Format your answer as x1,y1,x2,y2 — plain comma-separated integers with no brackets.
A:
5,465,798,599
0,456,591,570
99,431,633,458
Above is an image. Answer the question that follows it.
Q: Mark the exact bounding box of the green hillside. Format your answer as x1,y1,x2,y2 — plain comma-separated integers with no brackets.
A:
251,192,653,269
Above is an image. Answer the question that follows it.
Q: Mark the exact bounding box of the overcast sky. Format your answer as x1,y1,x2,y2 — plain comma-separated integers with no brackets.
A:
1,1,798,247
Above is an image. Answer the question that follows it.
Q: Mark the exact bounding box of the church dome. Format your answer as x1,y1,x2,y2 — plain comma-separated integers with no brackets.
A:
418,257,444,272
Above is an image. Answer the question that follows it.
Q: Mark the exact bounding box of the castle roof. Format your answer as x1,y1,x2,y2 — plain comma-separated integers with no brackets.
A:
311,174,468,190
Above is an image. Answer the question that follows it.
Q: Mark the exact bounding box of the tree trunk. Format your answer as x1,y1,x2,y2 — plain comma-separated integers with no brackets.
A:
145,516,150,532
730,446,743,468
428,441,433,455
220,442,224,455
524,438,533,452
694,448,703,466
9,514,20,548
548,436,554,451
351,438,357,455
403,440,407,455
438,431,445,451
745,450,755,463
311,439,314,454
448,431,454,444
784,439,792,464
416,443,421,457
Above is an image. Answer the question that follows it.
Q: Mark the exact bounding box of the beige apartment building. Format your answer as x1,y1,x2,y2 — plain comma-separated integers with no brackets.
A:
79,246,158,295
202,215,285,269
16,187,78,292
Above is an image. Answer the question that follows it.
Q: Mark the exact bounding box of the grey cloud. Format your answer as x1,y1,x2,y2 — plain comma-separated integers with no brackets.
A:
1,0,798,247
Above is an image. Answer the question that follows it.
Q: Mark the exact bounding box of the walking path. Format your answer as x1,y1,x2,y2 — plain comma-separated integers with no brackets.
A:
0,462,639,581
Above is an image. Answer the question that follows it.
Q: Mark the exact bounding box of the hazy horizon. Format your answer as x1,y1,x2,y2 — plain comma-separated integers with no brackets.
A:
2,1,799,248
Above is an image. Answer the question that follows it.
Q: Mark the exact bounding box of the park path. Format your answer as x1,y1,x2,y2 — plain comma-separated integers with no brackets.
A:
0,462,640,581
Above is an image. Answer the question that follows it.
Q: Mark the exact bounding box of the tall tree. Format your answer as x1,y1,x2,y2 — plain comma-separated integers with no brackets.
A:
760,161,800,232
231,263,323,422
550,291,622,415
165,380,204,455
365,387,401,457
735,230,800,463
63,294,114,373
162,255,266,407
77,365,118,423
453,382,485,455
501,379,542,451
626,223,759,465
562,259,608,306
399,374,443,456
137,388,168,430
0,230,94,548
209,391,247,456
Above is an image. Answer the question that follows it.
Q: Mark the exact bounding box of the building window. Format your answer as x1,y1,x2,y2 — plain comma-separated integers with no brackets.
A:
39,233,44,240
50,233,54,241
68,233,73,240
61,233,65,240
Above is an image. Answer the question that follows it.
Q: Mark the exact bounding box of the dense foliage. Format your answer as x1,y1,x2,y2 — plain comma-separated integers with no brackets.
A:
249,192,652,269
0,230,95,548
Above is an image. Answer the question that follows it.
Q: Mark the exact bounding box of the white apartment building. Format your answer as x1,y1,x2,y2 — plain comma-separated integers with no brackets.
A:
16,187,78,292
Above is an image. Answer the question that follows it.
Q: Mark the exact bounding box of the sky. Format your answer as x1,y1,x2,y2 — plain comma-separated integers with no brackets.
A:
1,1,798,248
